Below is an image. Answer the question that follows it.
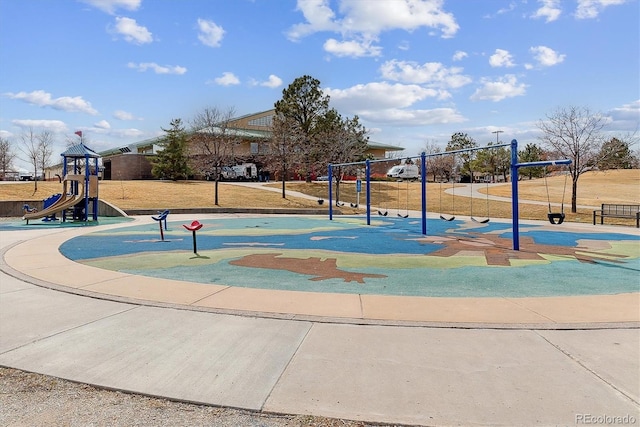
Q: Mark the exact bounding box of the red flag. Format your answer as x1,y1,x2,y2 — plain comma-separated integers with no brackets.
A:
75,131,83,137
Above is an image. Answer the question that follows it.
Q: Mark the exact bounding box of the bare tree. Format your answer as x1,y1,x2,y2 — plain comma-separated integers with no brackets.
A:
267,114,304,198
314,109,369,204
36,131,54,181
18,128,44,192
0,137,16,180
189,107,239,206
537,106,606,212
423,142,452,182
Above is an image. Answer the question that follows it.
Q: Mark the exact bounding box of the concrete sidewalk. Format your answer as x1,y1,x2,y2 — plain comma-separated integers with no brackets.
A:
1,224,638,426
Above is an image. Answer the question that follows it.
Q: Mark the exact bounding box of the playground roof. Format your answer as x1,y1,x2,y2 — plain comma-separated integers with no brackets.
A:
62,144,101,159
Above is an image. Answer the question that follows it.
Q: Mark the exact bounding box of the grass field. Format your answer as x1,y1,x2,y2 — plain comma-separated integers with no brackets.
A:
2,169,638,224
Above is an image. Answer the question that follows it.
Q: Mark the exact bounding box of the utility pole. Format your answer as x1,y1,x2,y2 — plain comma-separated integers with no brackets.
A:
492,130,503,144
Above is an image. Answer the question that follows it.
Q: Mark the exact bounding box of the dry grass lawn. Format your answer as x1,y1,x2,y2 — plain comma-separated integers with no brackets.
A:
2,169,638,224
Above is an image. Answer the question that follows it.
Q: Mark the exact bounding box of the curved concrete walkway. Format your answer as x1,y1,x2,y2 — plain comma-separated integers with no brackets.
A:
1,217,639,426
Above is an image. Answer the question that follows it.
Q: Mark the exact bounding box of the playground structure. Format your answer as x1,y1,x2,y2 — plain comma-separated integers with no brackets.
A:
328,139,571,251
22,144,100,224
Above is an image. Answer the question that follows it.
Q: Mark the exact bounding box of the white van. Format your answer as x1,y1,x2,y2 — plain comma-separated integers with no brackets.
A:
231,163,258,181
386,164,419,180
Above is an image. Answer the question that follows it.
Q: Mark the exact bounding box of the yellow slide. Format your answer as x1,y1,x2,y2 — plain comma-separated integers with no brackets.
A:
23,175,86,222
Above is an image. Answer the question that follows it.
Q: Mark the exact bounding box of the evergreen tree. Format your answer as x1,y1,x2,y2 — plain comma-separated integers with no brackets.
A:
274,75,330,183
597,137,634,170
519,143,545,179
446,132,477,181
152,118,191,181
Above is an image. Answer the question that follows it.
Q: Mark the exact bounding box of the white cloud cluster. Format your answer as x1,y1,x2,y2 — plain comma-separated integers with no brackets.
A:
213,72,240,86
530,0,627,22
606,99,640,130
380,60,472,91
288,0,459,57
127,62,187,74
197,18,225,47
531,0,562,22
80,0,141,15
11,119,68,133
529,45,565,67
94,120,111,129
260,75,283,88
112,17,153,44
452,51,468,61
489,49,516,68
327,82,438,111
323,79,465,127
575,0,627,19
5,90,98,115
113,110,140,120
470,75,527,102
323,38,382,57
355,107,466,126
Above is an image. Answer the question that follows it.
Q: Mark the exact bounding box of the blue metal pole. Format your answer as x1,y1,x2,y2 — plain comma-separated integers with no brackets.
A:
366,160,371,226
328,165,333,220
510,139,520,250
421,152,427,235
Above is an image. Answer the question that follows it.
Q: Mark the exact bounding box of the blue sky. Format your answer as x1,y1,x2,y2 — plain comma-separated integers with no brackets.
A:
1,0,638,171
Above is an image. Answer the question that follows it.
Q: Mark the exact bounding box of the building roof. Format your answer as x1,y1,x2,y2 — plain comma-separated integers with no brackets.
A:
62,143,101,158
367,140,404,152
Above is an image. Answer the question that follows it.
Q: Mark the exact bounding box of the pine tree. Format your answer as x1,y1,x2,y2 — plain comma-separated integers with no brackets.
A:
152,118,191,181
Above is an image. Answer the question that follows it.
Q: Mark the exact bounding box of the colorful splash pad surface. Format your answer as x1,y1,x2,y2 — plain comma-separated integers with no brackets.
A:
60,216,640,298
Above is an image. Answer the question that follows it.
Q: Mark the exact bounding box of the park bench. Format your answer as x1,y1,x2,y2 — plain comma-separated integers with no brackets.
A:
592,204,640,228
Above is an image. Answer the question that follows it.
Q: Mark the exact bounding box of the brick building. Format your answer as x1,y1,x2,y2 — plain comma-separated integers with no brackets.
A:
99,110,403,180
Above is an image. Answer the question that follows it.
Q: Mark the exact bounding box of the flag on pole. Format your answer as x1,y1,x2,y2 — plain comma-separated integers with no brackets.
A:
75,131,83,137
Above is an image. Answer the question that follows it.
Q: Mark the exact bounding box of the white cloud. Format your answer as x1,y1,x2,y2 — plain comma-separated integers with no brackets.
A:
489,49,515,68
287,0,339,40
109,128,145,138
531,0,562,22
326,81,438,111
452,50,468,61
12,119,68,133
5,90,98,115
94,120,111,129
80,0,141,15
357,107,466,126
529,45,565,67
470,75,527,102
260,75,283,88
113,110,140,120
287,0,459,56
606,100,640,131
575,0,627,19
127,62,187,75
379,60,472,91
197,18,225,47
113,17,153,44
323,38,382,57
213,72,240,86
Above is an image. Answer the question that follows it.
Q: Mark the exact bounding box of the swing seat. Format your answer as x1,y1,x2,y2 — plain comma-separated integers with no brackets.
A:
377,210,388,216
547,212,565,225
440,214,455,221
471,217,490,224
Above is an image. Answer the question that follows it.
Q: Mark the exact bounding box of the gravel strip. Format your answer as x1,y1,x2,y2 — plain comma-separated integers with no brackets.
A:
0,368,398,427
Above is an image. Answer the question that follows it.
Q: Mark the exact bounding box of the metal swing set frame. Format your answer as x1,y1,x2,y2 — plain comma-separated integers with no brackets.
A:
327,139,571,251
